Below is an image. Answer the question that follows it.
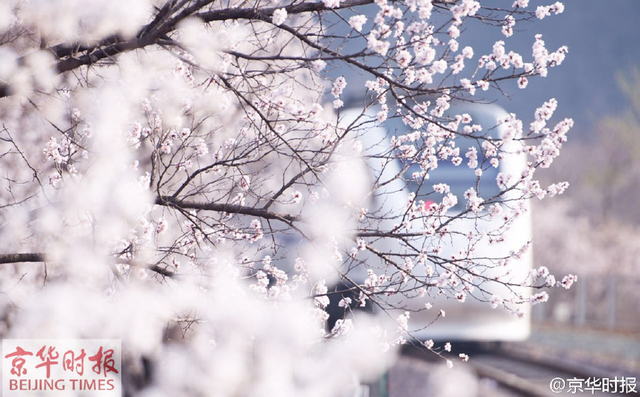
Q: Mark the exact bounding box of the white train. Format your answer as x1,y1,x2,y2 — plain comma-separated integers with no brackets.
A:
334,103,533,342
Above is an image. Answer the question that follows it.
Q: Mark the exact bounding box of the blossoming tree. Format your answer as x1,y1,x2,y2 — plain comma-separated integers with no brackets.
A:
0,0,574,394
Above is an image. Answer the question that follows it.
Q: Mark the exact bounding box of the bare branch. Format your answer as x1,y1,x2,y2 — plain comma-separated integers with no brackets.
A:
0,253,45,264
156,195,300,223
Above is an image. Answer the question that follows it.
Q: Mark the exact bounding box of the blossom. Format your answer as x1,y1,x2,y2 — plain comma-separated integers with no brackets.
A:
314,280,330,308
239,175,251,191
430,60,447,75
376,105,388,122
518,76,528,89
308,103,323,120
476,80,489,91
367,34,390,56
546,275,557,287
418,2,433,19
271,8,287,26
502,15,516,37
460,78,476,95
464,188,484,213
561,274,577,289
156,218,168,234
348,15,367,32
396,311,410,332
449,24,460,39
365,79,379,91
160,140,172,154
530,292,549,305
195,139,208,157
331,319,354,336
331,76,347,98
465,146,478,169
291,191,303,204
490,294,503,308
338,297,352,308
43,137,69,164
461,46,474,59
433,183,450,194
536,7,548,19
323,0,341,8
395,50,412,68
493,40,506,58
488,203,503,219
311,59,327,72
451,0,480,24
415,68,433,84
448,39,459,52
450,56,465,74
536,2,565,19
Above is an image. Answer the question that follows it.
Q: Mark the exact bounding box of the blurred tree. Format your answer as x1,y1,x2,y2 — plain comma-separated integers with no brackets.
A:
542,68,640,223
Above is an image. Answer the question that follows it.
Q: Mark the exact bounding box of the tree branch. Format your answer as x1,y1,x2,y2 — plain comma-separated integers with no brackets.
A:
0,253,46,264
0,0,376,100
0,0,461,100
156,195,300,223
0,253,175,278
196,0,375,22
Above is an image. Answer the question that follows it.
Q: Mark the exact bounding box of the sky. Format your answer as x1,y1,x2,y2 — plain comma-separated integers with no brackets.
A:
330,0,640,138
469,0,640,136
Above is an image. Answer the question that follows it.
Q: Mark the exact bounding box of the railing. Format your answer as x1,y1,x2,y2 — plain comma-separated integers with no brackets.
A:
532,274,640,333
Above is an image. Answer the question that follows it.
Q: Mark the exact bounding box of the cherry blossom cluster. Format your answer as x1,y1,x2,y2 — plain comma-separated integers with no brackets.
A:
536,2,565,19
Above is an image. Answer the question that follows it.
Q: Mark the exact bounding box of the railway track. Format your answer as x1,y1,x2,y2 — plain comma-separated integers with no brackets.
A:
389,343,637,397
470,344,636,397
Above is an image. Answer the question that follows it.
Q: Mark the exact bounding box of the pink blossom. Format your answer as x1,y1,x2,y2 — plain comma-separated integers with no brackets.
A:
518,76,528,89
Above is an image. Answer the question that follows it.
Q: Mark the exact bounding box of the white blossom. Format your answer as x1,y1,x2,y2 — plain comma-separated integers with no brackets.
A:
349,15,367,32
271,8,287,26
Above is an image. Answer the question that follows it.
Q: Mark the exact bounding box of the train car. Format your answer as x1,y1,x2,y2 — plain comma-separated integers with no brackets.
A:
336,103,533,342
